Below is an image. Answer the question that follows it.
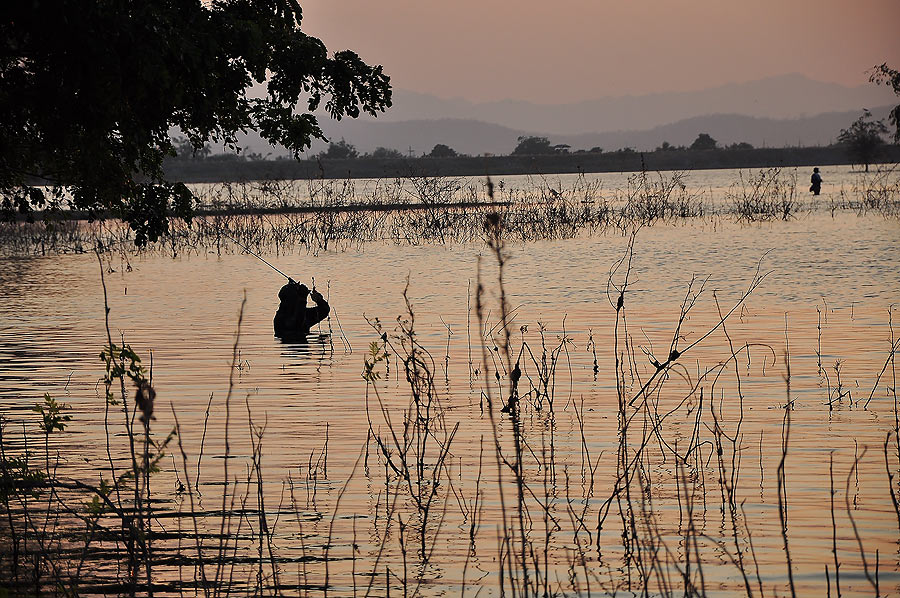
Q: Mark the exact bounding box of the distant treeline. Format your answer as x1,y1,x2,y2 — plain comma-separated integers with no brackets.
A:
164,145,900,184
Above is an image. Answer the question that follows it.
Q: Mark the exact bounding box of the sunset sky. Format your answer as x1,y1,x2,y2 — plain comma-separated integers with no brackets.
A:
303,0,900,104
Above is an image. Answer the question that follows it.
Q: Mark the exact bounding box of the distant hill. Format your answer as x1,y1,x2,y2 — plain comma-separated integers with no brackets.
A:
366,74,899,134
220,74,898,158
297,106,895,157
555,106,897,152
310,119,527,157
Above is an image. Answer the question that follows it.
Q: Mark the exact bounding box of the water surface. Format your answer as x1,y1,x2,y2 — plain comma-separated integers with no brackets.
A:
1,166,899,596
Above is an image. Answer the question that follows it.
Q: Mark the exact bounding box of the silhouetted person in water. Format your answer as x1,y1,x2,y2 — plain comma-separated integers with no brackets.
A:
274,279,330,340
810,167,822,195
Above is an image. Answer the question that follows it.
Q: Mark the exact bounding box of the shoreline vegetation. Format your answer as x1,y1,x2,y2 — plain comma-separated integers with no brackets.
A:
3,165,898,257
163,145,900,184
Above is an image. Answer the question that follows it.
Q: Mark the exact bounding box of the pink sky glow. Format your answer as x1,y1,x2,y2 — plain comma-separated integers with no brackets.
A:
302,0,900,103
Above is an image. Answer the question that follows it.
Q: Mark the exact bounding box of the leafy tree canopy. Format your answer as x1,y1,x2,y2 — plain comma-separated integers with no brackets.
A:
836,109,888,171
369,146,404,159
428,143,458,158
870,63,900,143
689,133,718,151
320,139,359,160
512,136,554,155
1,0,391,244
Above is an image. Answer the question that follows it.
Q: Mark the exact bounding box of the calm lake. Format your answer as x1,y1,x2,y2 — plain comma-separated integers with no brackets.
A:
1,165,899,596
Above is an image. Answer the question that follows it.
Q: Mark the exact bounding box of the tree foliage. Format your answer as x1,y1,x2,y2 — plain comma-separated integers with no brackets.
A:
428,144,458,158
369,146,404,159
320,139,359,160
512,136,555,155
689,133,718,151
836,109,888,172
870,63,900,143
0,0,391,244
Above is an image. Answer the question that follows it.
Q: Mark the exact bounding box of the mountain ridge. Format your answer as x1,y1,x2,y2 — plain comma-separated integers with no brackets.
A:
369,73,898,134
222,74,898,158
300,105,895,157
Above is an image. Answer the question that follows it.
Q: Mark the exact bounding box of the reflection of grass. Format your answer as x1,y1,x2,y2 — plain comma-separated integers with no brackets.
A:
3,167,897,257
2,223,899,597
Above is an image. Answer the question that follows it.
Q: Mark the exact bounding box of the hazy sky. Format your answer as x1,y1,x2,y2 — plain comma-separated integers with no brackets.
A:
302,0,900,104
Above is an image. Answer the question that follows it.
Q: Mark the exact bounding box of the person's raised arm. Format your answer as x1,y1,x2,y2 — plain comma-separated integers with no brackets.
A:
306,288,330,328
310,288,327,307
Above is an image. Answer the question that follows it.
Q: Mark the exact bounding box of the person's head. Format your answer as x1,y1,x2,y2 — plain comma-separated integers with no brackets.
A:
814,167,819,173
279,281,309,301
278,283,293,302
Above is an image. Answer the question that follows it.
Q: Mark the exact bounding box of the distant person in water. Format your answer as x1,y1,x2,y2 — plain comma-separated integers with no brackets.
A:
810,167,822,196
274,279,330,340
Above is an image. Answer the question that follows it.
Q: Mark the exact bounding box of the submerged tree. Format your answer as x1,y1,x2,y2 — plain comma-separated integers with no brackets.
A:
869,63,900,143
0,0,391,244
836,109,888,172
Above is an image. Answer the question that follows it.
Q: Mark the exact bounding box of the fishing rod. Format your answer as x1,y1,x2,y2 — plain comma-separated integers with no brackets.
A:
222,231,351,350
222,231,324,293
220,231,292,281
